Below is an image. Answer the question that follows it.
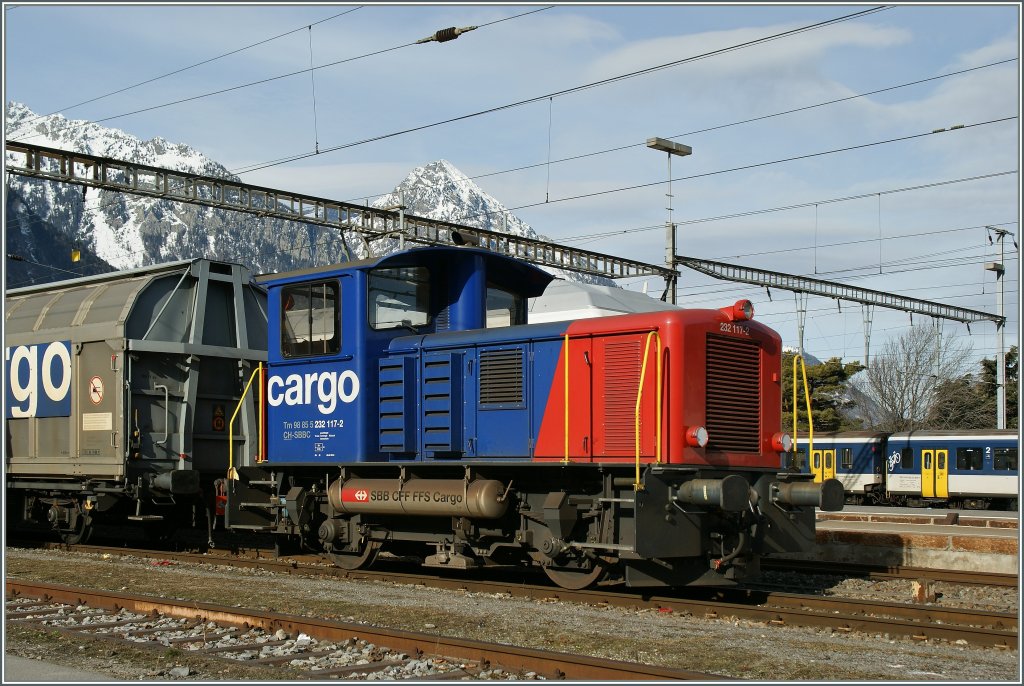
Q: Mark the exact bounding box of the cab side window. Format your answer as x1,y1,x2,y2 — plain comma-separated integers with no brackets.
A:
282,281,340,358
486,284,525,328
368,267,430,330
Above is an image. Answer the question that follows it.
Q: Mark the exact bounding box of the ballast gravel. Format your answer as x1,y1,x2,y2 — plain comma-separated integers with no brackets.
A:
3,546,1019,681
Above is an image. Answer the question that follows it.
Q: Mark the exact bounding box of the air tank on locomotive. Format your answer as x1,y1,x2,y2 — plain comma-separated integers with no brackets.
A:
4,259,266,543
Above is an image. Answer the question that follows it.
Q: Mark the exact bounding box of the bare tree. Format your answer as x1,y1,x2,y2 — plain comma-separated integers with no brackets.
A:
853,324,973,431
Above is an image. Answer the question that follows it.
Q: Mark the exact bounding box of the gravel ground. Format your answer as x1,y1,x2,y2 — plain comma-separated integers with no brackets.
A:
3,547,1020,681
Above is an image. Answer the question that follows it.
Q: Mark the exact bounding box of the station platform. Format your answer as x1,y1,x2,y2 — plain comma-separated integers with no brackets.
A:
783,509,1020,573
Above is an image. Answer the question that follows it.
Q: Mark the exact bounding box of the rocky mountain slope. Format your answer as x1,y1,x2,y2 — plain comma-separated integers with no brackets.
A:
4,103,607,288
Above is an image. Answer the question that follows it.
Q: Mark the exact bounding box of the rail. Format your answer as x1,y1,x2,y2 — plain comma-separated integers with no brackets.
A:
6,579,721,680
8,550,1016,650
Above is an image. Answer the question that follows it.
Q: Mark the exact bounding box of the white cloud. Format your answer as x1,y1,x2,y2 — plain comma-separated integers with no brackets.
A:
586,21,911,83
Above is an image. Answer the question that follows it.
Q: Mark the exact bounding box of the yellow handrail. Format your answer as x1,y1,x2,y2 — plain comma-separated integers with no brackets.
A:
791,354,813,472
563,333,570,464
634,330,662,491
228,362,264,481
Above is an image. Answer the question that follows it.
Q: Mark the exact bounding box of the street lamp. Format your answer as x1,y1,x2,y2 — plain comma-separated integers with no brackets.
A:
646,137,692,304
984,225,1016,430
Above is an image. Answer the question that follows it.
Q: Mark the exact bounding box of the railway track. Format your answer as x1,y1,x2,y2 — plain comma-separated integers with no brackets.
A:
7,542,1017,649
5,580,721,681
762,558,1019,587
13,538,1020,590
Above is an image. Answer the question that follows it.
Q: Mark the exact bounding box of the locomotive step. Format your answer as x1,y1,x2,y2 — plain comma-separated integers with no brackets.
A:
126,515,165,522
228,524,275,531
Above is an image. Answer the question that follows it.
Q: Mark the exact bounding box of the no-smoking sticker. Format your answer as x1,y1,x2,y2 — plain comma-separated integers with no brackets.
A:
88,376,104,405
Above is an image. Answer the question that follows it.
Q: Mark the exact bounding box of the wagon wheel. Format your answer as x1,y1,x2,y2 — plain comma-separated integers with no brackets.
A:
329,539,381,570
56,510,94,546
543,559,607,590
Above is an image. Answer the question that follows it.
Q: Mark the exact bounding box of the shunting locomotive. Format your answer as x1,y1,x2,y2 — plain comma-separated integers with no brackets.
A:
227,246,843,588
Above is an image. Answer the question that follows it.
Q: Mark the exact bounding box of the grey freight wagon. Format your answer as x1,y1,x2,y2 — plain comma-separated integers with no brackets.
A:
5,259,267,543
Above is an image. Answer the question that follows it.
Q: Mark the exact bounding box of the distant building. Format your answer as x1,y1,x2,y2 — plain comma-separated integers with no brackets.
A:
528,279,678,323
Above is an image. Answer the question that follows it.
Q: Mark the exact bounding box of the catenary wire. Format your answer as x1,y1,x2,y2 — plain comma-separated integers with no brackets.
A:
7,7,554,145
447,118,1017,226
228,6,892,175
5,7,363,140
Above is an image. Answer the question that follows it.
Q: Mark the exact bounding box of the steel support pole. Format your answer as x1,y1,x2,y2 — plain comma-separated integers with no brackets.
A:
985,227,1010,430
665,152,677,304
995,233,1006,430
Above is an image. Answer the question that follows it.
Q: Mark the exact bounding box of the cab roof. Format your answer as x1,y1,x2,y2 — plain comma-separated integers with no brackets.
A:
257,246,554,299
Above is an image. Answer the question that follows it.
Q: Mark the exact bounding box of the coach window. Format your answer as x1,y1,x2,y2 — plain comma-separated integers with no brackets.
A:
281,281,339,358
841,448,853,470
956,447,983,470
368,267,430,330
900,447,914,469
994,448,1018,470
794,449,807,471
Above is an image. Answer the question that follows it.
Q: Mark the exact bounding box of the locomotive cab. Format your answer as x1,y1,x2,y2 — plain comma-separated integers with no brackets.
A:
253,247,552,465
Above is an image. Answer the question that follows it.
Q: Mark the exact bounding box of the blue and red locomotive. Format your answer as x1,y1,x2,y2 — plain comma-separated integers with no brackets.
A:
227,245,842,588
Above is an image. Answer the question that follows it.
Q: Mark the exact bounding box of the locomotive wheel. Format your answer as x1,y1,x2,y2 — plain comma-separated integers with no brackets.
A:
543,560,607,590
329,540,381,570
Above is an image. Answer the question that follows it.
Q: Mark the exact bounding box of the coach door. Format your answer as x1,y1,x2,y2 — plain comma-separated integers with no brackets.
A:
810,449,836,482
920,449,949,498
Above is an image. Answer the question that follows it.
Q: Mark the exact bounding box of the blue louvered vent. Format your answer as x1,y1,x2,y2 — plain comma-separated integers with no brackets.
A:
479,348,524,406
421,351,463,455
379,356,417,453
435,306,450,332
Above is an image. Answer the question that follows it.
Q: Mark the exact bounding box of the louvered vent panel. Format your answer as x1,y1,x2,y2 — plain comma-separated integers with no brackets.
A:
603,339,642,453
705,334,761,454
479,349,523,405
435,306,450,332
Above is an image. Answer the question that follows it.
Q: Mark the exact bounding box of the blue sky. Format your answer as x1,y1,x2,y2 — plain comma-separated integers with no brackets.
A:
3,2,1020,370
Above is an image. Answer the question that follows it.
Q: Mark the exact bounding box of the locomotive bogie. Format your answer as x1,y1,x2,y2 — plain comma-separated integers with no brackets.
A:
227,460,831,588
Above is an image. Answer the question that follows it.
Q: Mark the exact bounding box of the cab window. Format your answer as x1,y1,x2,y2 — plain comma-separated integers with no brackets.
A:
486,284,525,328
369,267,430,330
281,281,339,358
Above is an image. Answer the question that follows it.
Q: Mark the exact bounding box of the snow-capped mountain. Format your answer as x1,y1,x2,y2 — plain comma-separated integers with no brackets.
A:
5,102,353,287
370,160,611,285
4,103,608,289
